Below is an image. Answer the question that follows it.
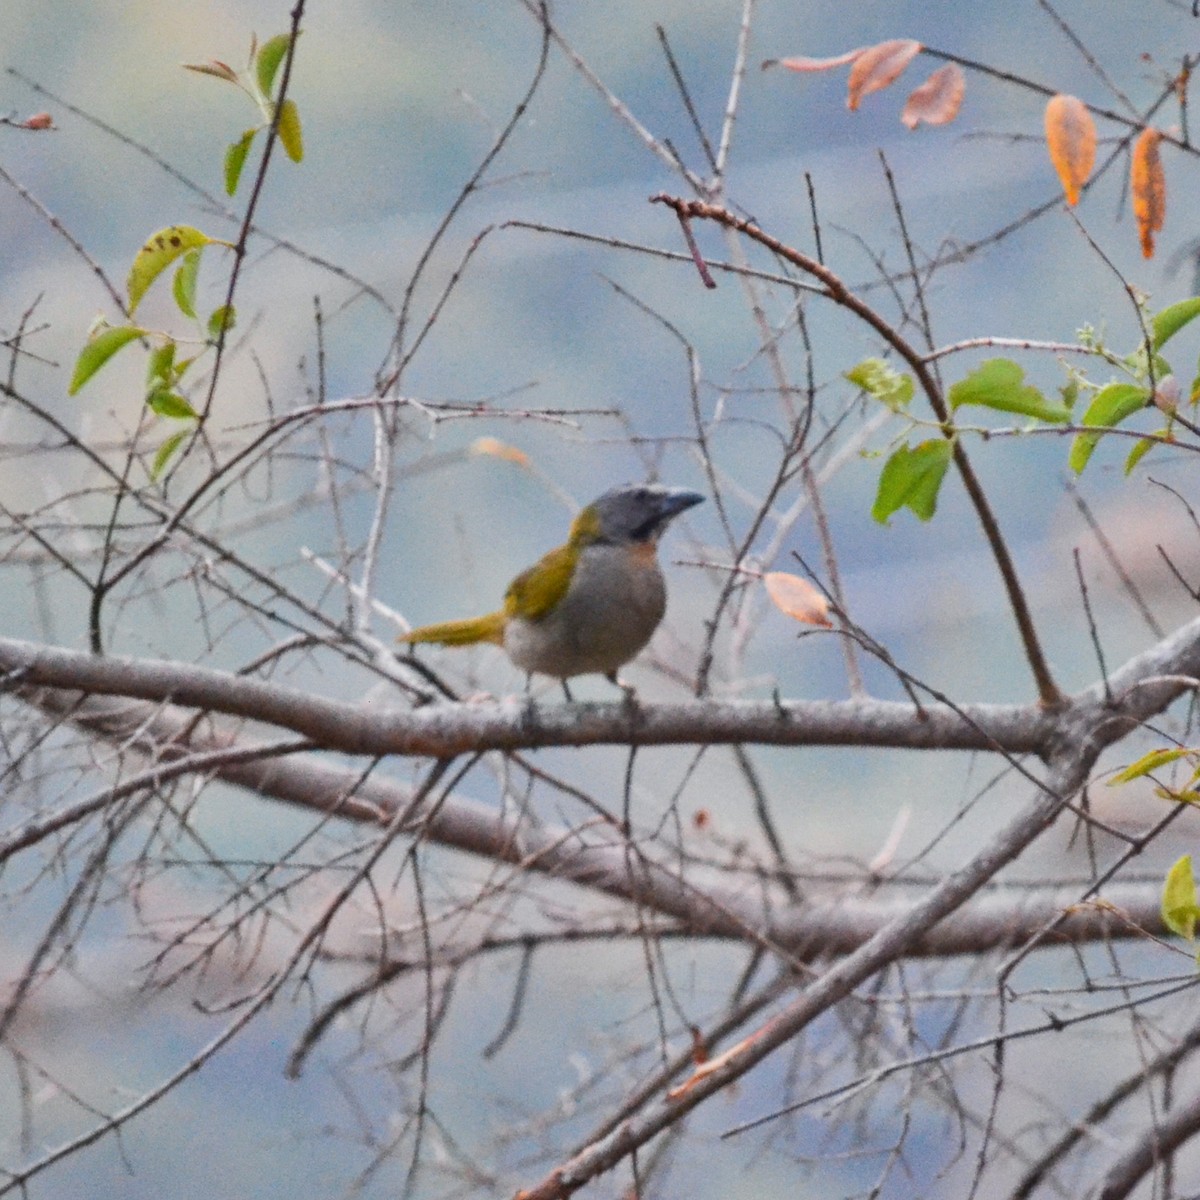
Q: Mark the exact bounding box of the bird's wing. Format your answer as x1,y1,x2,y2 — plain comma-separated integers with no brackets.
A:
503,544,576,623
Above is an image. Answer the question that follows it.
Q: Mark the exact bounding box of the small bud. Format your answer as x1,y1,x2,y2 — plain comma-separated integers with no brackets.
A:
1154,374,1181,414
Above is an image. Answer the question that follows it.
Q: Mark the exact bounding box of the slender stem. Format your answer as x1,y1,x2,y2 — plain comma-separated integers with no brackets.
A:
651,194,1063,707
713,0,755,183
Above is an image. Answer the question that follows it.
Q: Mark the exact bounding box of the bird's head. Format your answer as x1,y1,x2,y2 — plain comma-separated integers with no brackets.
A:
570,483,705,546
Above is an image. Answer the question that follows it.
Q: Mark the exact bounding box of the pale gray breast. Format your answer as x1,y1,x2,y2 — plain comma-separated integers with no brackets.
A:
503,543,666,679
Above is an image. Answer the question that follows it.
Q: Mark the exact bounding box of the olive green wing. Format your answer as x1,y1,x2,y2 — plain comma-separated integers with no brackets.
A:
503,544,576,623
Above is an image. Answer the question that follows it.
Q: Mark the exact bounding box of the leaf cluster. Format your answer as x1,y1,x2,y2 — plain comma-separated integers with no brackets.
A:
68,30,302,480
69,228,239,480
851,296,1200,525
185,31,304,195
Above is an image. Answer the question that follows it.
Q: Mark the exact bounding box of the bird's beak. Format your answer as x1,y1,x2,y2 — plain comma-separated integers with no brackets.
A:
658,488,705,519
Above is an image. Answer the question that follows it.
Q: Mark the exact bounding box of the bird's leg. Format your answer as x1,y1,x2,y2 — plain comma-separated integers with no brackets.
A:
561,680,575,703
520,673,538,725
606,672,638,707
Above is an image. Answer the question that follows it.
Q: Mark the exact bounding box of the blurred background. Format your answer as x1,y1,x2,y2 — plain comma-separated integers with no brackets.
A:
3,1,1200,1196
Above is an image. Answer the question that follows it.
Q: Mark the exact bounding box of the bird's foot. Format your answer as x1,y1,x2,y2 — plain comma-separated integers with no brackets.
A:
606,672,639,707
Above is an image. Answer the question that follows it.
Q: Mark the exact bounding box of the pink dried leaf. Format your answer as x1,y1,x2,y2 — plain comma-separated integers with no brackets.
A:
848,39,922,110
900,63,965,128
767,48,864,73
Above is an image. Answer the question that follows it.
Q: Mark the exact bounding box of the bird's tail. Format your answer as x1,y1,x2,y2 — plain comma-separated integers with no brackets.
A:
399,611,505,647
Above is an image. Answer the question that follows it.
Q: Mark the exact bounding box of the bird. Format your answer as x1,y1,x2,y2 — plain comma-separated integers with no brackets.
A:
399,483,704,696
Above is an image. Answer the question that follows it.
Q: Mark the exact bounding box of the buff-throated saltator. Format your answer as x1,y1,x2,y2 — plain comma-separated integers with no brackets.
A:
399,483,704,691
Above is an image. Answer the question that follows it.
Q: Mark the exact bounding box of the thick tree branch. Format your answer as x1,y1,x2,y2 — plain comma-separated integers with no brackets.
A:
10,684,1176,961
3,617,1200,761
0,636,1075,758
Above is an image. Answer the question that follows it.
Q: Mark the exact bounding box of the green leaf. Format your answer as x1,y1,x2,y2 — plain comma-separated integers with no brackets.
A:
146,387,198,420
1157,787,1200,806
1059,378,1079,411
948,358,1070,423
255,33,293,99
224,129,257,196
871,438,953,524
1125,431,1169,475
1162,855,1200,940
845,357,913,411
1068,382,1149,474
146,340,176,386
207,305,236,340
172,249,201,319
151,428,190,481
69,325,145,394
1109,746,1190,784
129,226,222,314
276,98,303,163
1152,297,1200,350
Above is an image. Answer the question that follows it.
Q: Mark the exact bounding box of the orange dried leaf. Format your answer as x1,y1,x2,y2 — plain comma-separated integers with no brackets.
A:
769,48,864,73
469,436,530,466
1132,127,1166,259
1044,94,1095,206
847,39,922,110
901,64,965,128
22,112,55,130
763,572,833,628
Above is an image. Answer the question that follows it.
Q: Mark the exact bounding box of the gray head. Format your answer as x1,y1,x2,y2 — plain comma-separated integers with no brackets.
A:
575,483,705,545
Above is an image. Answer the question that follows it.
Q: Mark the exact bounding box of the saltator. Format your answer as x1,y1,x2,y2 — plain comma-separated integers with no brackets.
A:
399,483,704,689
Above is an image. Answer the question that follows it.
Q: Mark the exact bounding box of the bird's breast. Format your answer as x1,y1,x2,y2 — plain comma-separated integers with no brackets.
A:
503,542,667,679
